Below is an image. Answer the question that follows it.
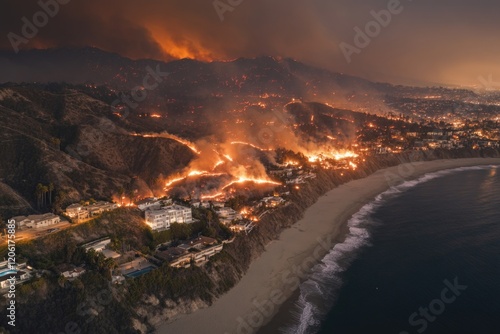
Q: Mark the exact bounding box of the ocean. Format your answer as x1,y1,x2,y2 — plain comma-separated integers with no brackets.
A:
259,165,500,334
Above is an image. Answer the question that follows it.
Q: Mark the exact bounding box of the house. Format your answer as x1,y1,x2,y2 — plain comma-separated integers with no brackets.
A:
136,197,161,211
155,247,191,268
262,196,285,208
0,271,31,290
145,205,193,231
178,236,223,266
82,237,112,253
65,203,89,220
85,201,118,216
216,207,242,225
82,237,121,259
230,220,255,234
159,236,223,268
145,209,169,231
10,213,61,230
28,213,61,229
65,201,117,218
199,201,212,208
11,216,30,229
0,261,32,290
56,264,86,280
190,200,201,208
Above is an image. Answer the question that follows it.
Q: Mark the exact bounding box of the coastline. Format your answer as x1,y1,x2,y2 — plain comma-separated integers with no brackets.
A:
157,158,500,334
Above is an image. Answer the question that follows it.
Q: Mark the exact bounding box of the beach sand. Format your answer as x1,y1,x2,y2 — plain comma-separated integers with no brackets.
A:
157,158,500,334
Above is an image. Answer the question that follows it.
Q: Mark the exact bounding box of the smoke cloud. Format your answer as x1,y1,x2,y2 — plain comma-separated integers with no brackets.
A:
2,0,500,86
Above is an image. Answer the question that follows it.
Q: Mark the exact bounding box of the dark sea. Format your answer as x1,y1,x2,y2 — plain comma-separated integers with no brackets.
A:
260,165,500,334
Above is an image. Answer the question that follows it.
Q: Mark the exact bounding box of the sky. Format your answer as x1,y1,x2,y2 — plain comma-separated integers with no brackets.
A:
1,0,500,87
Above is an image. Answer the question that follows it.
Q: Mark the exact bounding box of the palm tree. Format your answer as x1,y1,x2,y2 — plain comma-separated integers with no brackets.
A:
35,183,44,209
48,183,54,205
41,185,49,207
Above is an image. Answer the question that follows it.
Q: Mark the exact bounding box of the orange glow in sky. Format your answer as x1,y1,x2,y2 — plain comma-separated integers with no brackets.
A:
149,27,215,61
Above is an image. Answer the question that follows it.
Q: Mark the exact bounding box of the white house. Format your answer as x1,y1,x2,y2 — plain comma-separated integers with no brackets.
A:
65,201,117,218
65,204,89,220
56,264,86,280
82,238,112,253
11,216,31,229
216,207,242,225
86,201,118,216
136,197,161,211
145,205,193,231
11,213,61,229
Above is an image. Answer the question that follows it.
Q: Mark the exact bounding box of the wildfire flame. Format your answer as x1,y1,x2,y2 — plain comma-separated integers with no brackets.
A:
213,160,225,170
306,150,358,163
200,192,225,200
132,132,201,155
221,177,281,191
230,141,274,152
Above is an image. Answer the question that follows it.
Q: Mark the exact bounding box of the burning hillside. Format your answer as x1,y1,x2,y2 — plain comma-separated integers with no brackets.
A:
130,101,361,200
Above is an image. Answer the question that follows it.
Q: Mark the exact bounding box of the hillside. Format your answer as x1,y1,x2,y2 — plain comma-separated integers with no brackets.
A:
0,85,194,217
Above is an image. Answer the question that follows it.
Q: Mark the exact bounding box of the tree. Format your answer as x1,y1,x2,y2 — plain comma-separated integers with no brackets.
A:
36,183,44,209
57,275,67,288
48,183,54,205
170,223,192,240
102,258,117,280
206,210,214,223
41,185,49,207
53,189,68,214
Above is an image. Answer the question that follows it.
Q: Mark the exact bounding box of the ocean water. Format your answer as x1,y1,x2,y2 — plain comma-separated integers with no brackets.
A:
262,165,500,334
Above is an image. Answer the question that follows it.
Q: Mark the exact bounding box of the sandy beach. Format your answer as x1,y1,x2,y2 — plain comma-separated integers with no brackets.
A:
157,158,500,334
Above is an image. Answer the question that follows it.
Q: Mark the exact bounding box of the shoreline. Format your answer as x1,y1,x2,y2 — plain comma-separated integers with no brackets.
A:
157,158,500,334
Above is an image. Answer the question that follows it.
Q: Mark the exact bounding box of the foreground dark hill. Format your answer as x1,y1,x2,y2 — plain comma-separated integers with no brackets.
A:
0,85,194,217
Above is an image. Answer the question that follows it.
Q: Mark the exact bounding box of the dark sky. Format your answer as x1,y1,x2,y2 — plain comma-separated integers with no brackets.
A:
1,0,499,87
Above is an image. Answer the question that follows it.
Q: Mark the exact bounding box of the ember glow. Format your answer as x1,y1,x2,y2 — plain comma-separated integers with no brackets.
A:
152,132,283,198
132,132,201,155
221,177,281,191
230,141,274,152
200,193,225,200
165,176,188,189
306,150,359,163
213,160,225,170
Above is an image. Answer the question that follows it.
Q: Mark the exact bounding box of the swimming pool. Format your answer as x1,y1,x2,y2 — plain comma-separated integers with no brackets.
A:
124,266,155,278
